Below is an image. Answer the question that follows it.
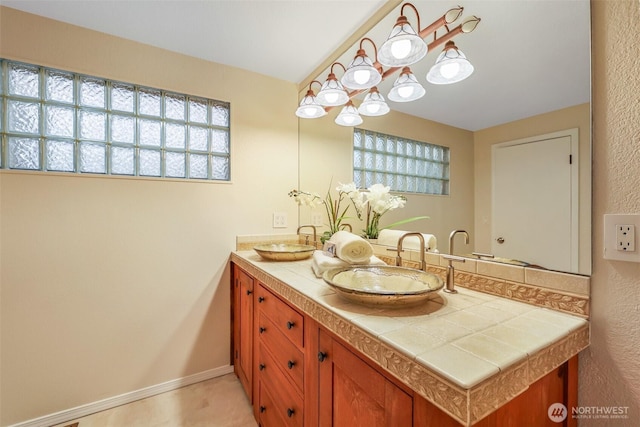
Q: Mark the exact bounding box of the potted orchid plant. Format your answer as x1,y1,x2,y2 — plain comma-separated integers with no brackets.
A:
352,183,429,239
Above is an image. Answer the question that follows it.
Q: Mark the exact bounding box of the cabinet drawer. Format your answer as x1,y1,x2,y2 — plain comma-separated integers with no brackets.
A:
258,313,304,391
258,344,304,427
257,284,304,349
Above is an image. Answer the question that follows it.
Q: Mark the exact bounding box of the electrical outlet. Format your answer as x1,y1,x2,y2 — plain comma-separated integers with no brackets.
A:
604,214,640,262
273,212,287,228
311,212,324,226
616,224,635,252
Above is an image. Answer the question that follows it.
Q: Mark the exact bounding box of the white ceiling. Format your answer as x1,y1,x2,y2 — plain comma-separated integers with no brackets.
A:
3,0,591,131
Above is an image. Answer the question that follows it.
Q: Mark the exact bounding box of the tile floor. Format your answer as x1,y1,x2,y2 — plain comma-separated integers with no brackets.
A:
52,374,257,427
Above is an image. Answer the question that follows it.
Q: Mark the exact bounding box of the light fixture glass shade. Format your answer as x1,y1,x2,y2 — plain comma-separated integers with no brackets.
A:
358,87,390,116
295,89,327,119
378,16,428,67
426,41,474,85
387,67,425,102
341,49,382,90
335,101,363,126
316,73,349,106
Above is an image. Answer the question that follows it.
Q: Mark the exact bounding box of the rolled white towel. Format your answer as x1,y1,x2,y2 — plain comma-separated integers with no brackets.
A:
311,250,386,278
329,230,373,264
377,229,438,252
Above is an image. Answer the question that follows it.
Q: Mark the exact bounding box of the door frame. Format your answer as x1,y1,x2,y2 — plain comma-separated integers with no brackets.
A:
491,128,579,272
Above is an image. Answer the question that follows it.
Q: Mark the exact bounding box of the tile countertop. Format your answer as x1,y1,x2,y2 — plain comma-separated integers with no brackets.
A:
230,250,590,426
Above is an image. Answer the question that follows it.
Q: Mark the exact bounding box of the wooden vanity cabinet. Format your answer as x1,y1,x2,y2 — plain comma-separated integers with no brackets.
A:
232,265,254,402
231,262,578,427
317,328,413,427
256,283,308,427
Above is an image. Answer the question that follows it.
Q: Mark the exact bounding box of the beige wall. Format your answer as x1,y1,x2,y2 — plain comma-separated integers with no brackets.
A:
581,0,640,422
474,103,591,274
299,108,475,252
0,7,299,425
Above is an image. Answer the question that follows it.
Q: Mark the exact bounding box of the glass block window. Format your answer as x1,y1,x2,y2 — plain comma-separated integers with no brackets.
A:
0,59,230,180
353,128,449,195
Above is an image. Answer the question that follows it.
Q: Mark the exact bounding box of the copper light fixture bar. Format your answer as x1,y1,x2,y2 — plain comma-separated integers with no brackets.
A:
306,2,481,117
345,5,480,101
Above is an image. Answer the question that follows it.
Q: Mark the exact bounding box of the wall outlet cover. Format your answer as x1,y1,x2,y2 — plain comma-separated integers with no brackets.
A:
603,214,640,262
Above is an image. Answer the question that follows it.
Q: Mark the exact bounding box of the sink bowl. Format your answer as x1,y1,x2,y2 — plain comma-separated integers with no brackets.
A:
322,265,444,308
253,243,315,261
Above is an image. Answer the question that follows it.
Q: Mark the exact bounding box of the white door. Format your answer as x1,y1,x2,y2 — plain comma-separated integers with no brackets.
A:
491,129,578,272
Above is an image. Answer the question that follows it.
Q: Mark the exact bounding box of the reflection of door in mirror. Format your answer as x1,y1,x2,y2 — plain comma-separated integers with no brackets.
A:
491,129,578,272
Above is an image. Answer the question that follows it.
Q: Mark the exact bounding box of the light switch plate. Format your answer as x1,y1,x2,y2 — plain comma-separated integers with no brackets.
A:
311,212,324,227
273,212,288,228
604,214,640,262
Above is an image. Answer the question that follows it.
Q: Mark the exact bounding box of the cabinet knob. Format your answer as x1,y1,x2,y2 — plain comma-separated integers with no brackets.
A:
258,296,265,303
318,351,327,362
259,363,265,371
246,289,253,295
287,360,295,369
259,327,266,334
287,408,295,418
260,406,266,413
286,321,295,329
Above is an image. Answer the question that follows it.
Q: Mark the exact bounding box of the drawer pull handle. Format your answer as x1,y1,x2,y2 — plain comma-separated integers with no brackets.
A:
287,360,295,369
259,363,265,371
259,327,266,334
286,321,295,329
258,296,265,303
260,406,266,413
318,351,327,362
287,408,295,418
246,289,253,295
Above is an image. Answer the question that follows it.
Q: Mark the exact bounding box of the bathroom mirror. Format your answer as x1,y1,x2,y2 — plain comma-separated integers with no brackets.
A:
298,1,591,275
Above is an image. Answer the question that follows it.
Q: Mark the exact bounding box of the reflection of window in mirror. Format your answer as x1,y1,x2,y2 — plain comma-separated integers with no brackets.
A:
353,129,449,195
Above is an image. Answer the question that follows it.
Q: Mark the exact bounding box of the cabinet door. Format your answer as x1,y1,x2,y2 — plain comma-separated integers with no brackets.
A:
318,329,412,427
233,265,254,400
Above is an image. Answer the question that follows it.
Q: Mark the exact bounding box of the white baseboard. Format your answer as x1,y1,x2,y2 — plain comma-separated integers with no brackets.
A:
9,365,234,427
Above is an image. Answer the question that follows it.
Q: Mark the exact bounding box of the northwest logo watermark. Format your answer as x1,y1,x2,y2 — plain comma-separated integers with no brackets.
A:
548,403,630,422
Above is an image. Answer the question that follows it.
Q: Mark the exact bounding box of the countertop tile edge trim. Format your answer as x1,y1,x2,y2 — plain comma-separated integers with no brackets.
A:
468,324,589,424
455,271,589,318
469,360,530,424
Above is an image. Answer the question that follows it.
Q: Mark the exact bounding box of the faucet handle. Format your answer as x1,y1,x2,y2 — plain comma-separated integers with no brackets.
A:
442,254,466,263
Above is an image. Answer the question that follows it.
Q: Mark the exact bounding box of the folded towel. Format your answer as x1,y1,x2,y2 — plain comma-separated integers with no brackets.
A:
329,230,374,264
311,250,386,278
377,229,438,252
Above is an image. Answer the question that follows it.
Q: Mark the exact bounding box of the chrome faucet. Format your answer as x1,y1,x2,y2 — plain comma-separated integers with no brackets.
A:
395,232,426,270
444,229,470,294
448,229,470,255
297,225,317,246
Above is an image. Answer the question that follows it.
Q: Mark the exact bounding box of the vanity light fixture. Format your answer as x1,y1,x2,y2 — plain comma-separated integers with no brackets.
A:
296,3,481,126
341,38,382,90
378,3,428,67
387,67,425,102
335,100,363,126
358,86,390,116
295,80,327,119
316,63,349,107
426,40,474,84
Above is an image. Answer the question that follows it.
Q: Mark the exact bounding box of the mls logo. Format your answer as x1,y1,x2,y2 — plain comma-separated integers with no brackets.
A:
548,403,568,423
